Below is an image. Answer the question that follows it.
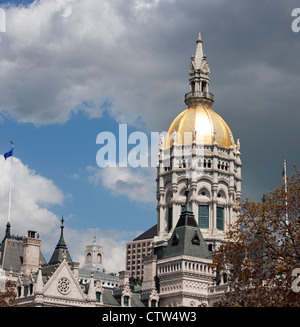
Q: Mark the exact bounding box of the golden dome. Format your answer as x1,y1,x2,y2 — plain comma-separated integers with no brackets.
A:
165,106,235,149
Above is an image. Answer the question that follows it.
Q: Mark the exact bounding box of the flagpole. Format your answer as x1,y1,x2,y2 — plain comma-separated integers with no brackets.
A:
7,141,14,223
284,159,288,225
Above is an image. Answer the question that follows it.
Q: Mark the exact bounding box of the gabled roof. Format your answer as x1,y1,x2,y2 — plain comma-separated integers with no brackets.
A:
161,208,211,260
42,259,86,301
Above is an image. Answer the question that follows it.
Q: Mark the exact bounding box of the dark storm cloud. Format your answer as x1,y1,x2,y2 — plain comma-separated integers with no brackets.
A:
139,0,300,201
0,0,299,201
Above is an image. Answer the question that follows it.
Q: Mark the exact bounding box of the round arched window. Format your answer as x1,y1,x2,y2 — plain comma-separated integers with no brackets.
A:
87,253,91,263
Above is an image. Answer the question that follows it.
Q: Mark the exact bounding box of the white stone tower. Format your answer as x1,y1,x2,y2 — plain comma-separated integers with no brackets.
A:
82,233,104,271
153,33,242,253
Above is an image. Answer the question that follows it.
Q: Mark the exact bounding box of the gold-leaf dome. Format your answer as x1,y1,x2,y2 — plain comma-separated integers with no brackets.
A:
165,106,235,149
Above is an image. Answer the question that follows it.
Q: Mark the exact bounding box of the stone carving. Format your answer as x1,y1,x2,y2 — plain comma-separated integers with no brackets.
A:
213,130,218,144
57,277,71,295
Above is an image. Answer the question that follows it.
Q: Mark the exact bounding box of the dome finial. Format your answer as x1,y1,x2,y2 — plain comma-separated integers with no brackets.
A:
185,33,214,107
194,32,204,68
197,32,203,43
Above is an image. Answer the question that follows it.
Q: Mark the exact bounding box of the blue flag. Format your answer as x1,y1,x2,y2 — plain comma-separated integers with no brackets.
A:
4,147,13,160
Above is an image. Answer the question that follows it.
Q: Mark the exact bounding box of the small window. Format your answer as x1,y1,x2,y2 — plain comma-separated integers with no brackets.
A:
217,207,224,230
191,231,200,245
168,207,173,232
124,296,129,307
198,205,209,228
171,232,179,246
29,284,33,295
151,299,157,307
96,292,101,303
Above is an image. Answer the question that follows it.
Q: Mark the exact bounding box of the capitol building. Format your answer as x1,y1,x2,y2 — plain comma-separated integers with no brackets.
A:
0,33,242,307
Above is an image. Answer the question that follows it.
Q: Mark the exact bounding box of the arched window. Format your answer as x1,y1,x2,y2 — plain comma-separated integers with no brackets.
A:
87,253,91,264
97,253,101,264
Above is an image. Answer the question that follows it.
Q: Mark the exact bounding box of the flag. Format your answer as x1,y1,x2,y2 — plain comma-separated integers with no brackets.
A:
282,166,285,180
4,147,13,160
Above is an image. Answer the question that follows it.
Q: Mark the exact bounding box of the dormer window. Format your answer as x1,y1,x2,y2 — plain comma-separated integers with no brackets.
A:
191,231,200,245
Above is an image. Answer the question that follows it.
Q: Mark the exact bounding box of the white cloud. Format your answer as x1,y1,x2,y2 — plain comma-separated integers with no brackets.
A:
88,165,156,203
0,155,139,273
0,156,63,236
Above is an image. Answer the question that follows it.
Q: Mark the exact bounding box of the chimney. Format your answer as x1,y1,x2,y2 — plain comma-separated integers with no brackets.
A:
118,270,130,287
142,254,157,291
21,230,41,275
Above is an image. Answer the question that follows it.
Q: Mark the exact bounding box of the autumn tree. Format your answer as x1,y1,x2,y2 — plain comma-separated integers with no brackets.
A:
212,170,300,307
0,280,16,307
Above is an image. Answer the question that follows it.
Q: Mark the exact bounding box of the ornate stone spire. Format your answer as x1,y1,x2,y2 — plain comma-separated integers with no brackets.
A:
185,32,214,108
48,217,72,264
194,32,204,69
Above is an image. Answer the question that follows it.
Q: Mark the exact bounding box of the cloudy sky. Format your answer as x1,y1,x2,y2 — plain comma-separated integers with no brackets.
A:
0,0,299,273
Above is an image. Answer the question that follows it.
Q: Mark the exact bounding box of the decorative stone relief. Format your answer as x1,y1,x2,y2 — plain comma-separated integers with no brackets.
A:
57,277,71,295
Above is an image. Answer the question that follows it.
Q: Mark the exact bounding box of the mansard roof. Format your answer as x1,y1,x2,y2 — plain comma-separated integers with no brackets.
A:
0,229,47,273
133,224,157,241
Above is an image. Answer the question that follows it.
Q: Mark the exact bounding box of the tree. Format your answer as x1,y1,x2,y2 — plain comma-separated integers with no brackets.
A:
212,171,300,307
0,280,16,307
